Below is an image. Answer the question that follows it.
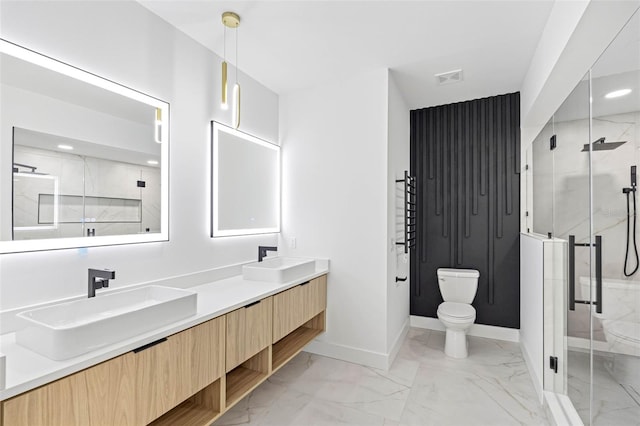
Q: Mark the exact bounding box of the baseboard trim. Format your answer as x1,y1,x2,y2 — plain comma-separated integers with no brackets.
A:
409,315,520,342
386,318,410,369
304,339,391,371
521,342,543,404
305,317,410,371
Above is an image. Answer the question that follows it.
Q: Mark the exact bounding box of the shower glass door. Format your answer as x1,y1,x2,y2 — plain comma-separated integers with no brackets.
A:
549,75,593,420
587,11,640,424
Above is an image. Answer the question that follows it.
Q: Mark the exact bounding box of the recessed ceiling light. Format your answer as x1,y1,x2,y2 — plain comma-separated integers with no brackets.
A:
147,160,159,165
605,89,632,99
57,144,73,150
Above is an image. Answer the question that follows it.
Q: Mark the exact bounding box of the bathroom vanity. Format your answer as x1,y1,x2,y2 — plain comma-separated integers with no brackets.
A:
0,266,328,426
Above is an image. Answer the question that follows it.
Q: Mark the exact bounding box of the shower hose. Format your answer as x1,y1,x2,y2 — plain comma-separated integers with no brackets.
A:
624,188,639,276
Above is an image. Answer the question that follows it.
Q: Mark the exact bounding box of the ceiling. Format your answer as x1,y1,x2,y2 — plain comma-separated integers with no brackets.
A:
139,1,555,110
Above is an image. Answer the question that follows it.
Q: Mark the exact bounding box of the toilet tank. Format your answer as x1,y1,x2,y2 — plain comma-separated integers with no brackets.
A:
437,268,480,303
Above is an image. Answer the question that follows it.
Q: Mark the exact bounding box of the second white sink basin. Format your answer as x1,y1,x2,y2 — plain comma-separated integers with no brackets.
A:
243,257,316,283
16,285,197,360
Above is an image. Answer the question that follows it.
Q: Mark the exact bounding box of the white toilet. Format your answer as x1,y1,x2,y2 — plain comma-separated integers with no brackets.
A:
437,268,479,358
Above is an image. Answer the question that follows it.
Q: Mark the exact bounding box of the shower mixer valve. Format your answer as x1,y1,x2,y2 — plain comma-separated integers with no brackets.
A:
623,166,637,194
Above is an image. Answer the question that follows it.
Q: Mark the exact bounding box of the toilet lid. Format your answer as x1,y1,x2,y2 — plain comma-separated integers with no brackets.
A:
438,302,476,319
607,321,640,344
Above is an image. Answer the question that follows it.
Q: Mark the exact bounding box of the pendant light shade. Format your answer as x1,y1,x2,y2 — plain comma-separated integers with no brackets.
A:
233,83,241,128
221,60,228,109
221,11,241,128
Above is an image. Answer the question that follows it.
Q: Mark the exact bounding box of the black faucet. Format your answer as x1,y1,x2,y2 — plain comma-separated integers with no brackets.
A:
258,246,278,262
88,268,115,298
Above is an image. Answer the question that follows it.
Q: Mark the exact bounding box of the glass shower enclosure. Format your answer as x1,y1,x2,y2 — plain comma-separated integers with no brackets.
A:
529,10,640,426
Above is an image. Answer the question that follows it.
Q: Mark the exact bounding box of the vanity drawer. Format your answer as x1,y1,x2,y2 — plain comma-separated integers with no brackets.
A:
272,276,326,343
226,297,273,372
134,316,225,425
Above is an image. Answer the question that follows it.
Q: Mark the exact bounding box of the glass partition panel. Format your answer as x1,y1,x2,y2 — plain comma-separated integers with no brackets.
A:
532,118,555,235
589,9,640,425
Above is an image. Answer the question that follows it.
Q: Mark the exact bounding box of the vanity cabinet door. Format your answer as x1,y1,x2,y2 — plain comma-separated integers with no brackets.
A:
272,284,304,343
302,275,327,322
134,316,225,425
226,297,273,372
2,353,137,426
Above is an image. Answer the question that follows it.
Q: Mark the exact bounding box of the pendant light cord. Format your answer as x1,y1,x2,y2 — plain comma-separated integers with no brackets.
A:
624,189,639,276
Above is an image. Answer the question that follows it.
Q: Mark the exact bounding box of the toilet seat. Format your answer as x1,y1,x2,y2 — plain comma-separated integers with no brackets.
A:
437,302,476,321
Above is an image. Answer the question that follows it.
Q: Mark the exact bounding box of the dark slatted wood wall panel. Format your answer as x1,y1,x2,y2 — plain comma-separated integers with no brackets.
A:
410,92,521,329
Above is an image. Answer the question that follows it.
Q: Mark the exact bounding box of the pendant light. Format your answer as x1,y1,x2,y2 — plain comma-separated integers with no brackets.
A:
221,11,240,128
221,25,228,110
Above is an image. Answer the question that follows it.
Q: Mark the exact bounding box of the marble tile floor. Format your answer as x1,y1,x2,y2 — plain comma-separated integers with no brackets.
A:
568,350,640,426
214,328,548,426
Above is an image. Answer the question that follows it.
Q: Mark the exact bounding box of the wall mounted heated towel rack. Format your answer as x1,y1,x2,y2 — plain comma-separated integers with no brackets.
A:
396,170,417,254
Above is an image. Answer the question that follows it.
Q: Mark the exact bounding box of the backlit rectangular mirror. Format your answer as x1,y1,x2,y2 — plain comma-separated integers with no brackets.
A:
0,39,169,253
211,122,280,237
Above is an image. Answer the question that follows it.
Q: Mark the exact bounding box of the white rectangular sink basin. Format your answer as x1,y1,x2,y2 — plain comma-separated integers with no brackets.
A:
243,257,316,283
16,285,197,360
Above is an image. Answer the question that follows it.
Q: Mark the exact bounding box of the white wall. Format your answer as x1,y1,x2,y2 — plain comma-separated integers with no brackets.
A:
0,1,279,310
386,72,410,357
279,68,395,368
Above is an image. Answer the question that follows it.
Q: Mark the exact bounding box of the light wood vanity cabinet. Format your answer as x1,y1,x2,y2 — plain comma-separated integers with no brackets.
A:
2,317,225,426
1,274,327,426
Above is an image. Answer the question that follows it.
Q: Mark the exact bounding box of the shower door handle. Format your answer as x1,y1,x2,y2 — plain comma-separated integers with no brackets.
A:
569,235,576,311
595,235,602,314
568,234,602,313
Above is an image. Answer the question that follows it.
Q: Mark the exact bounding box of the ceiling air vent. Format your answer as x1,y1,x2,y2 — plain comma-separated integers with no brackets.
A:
435,69,463,85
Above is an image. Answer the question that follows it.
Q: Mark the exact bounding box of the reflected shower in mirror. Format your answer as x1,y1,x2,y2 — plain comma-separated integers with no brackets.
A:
0,38,169,253
12,127,161,240
211,121,280,237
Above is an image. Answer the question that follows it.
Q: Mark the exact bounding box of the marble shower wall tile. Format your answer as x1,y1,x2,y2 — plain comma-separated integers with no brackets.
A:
550,112,640,281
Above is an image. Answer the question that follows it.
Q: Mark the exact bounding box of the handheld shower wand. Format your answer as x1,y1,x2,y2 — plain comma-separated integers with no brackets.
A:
623,166,638,276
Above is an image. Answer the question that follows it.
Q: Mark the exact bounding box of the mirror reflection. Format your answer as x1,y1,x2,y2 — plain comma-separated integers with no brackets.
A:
211,122,280,237
0,39,169,253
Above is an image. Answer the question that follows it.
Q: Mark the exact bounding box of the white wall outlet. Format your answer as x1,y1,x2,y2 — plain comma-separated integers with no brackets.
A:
289,237,297,249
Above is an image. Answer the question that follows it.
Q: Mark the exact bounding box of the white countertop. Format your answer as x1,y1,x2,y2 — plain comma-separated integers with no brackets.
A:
0,259,329,401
